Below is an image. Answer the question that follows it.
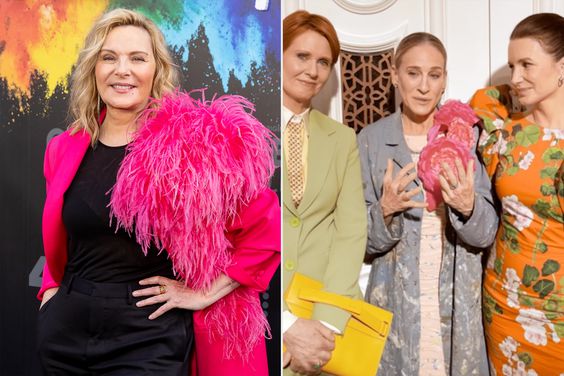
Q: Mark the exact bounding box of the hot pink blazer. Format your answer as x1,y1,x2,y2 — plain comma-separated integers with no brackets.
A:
40,129,280,376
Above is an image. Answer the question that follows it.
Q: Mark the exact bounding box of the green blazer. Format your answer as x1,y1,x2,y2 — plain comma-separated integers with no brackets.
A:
282,109,367,332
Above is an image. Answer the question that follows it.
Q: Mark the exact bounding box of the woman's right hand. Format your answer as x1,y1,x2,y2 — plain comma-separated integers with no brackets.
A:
380,159,427,224
39,287,59,310
284,318,335,375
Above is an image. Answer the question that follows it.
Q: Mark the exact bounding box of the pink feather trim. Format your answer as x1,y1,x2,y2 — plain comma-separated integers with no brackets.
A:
109,90,276,360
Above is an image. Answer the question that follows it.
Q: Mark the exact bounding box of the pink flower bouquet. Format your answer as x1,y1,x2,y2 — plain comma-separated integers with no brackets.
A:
418,100,479,211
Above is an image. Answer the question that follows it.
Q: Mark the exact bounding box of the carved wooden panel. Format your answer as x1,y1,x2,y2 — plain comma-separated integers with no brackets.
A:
340,49,395,132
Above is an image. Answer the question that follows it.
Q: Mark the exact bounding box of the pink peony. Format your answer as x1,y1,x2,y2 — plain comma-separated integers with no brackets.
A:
426,122,445,143
447,120,475,150
418,100,478,211
418,138,473,211
434,99,479,129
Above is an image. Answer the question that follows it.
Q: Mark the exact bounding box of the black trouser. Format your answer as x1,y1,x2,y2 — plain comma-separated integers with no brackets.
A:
37,274,193,375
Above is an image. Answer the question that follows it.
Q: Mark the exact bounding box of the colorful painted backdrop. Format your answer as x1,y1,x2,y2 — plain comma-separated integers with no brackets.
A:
0,1,280,375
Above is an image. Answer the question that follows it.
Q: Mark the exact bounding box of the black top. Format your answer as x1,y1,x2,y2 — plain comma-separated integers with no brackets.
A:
62,142,174,282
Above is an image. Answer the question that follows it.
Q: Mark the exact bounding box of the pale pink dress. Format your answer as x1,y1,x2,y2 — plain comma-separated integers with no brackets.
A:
405,134,447,376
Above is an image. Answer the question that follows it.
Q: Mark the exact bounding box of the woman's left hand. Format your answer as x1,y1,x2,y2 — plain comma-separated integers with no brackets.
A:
132,276,211,319
439,158,475,218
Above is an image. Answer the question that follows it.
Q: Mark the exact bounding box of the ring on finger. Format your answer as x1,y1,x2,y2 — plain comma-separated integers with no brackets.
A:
159,285,167,295
450,183,458,190
313,361,321,370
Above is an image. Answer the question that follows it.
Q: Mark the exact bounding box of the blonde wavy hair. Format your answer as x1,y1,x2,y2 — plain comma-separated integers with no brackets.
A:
69,8,178,143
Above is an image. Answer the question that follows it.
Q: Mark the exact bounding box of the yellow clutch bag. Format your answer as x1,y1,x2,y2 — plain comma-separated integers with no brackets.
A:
284,273,393,376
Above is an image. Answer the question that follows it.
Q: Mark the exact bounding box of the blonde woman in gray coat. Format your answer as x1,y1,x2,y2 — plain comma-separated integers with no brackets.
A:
357,32,498,375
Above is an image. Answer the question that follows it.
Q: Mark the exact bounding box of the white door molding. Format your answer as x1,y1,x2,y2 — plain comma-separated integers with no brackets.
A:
338,21,408,53
533,0,563,13
424,0,446,43
333,0,398,14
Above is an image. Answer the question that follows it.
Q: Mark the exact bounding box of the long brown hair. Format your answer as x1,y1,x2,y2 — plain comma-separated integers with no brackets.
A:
510,13,564,61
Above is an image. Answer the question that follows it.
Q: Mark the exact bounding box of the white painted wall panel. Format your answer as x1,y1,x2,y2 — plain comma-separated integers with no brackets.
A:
489,1,533,88
283,0,301,15
444,0,490,101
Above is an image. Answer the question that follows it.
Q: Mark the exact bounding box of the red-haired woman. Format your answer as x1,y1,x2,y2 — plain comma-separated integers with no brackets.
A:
281,10,367,376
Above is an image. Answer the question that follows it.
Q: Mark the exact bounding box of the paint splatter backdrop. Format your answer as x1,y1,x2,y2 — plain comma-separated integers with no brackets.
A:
0,0,279,96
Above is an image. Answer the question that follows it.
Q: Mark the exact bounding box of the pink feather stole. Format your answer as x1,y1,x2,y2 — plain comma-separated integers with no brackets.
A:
109,91,276,359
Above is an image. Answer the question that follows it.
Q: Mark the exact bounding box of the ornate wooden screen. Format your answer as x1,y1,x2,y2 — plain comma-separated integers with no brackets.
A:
340,49,396,132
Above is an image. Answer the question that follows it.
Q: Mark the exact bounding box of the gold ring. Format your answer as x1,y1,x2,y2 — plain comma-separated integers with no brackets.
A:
159,285,167,294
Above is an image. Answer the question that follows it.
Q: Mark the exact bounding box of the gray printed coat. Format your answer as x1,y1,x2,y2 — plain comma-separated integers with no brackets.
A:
357,112,498,376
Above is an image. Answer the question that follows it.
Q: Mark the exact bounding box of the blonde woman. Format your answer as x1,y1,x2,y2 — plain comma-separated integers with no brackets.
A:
37,9,279,375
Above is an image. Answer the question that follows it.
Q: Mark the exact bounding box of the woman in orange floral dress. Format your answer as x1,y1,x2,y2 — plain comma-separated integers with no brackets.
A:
470,13,564,376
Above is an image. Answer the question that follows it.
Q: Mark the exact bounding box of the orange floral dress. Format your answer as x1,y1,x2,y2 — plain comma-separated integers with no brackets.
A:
471,86,564,376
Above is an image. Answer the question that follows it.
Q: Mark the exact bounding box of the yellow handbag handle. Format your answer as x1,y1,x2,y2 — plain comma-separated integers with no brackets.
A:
298,288,361,314
298,287,391,336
